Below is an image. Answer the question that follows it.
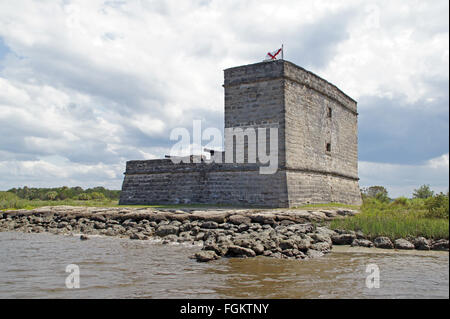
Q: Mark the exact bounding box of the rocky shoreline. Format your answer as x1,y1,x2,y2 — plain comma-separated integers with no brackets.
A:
0,206,448,262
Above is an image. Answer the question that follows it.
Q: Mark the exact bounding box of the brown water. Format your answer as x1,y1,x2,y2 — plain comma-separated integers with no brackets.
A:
0,231,448,299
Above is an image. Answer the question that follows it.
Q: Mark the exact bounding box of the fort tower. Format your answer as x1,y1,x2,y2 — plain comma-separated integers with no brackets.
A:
119,60,362,207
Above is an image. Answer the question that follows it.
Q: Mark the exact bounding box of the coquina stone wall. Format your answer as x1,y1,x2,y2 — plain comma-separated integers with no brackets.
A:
119,159,288,207
119,60,362,207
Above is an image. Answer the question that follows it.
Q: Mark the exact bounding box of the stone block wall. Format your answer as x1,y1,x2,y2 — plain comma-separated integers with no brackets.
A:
119,60,362,208
119,159,288,207
224,61,286,166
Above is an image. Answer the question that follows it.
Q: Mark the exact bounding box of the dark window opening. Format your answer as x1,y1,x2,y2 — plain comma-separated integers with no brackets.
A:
327,107,332,118
326,143,331,152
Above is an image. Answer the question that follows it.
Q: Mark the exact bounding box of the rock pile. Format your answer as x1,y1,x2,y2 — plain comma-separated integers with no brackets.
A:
0,206,447,263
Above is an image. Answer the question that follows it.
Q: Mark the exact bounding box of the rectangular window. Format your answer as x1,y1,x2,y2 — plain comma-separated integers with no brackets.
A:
326,143,331,152
327,107,332,118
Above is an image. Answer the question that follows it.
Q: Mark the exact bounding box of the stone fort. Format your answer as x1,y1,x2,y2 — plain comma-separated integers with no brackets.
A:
119,60,362,207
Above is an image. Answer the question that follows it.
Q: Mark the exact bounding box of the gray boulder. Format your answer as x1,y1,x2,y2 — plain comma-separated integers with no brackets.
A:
373,237,394,249
287,223,314,234
203,242,228,256
238,224,250,232
431,239,449,251
331,233,356,245
201,221,219,229
228,214,251,225
250,213,276,225
351,239,374,248
315,227,336,237
279,239,297,250
129,233,147,240
156,225,179,237
195,251,219,262
310,241,332,252
311,233,332,245
251,243,265,255
226,245,256,258
413,237,431,250
394,239,415,250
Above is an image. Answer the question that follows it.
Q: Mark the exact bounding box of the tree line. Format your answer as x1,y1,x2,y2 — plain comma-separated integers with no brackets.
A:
361,184,449,219
6,186,120,201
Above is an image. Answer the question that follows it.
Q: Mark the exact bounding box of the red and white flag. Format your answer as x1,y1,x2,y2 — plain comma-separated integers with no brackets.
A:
265,47,283,60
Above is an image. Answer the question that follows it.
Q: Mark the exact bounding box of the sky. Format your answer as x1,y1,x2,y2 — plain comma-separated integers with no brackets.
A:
0,0,448,198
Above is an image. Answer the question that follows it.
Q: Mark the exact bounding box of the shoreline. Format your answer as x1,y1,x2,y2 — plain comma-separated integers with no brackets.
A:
1,206,448,262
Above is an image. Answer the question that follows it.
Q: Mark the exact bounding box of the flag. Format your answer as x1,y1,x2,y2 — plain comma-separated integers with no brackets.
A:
265,47,282,61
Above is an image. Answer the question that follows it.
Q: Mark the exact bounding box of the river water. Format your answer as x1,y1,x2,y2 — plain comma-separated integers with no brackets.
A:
0,231,448,299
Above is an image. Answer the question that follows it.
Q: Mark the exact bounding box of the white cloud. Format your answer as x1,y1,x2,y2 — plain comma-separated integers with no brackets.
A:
0,0,448,191
359,153,450,198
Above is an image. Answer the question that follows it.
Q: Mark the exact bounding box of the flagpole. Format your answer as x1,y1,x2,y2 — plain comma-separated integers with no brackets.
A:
281,44,284,60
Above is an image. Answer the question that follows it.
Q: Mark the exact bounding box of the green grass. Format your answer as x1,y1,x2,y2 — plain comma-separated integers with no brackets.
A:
293,202,360,210
0,191,246,211
330,198,449,240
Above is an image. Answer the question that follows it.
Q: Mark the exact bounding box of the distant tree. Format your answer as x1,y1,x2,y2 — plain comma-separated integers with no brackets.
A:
413,184,434,199
425,192,449,219
90,192,106,200
77,193,91,200
58,186,71,200
45,191,58,201
362,186,390,203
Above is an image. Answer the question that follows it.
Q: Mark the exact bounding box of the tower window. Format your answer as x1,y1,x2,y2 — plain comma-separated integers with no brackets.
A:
327,107,332,118
326,143,331,152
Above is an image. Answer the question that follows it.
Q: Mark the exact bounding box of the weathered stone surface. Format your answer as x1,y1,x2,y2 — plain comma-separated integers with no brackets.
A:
311,233,332,245
431,239,449,251
200,221,219,229
195,251,219,262
203,243,228,256
394,239,415,250
331,233,356,245
287,223,314,234
228,214,251,225
373,237,394,249
279,239,297,250
251,243,265,255
430,239,448,251
155,225,179,237
351,239,374,248
129,233,147,240
413,237,431,250
226,245,256,258
250,213,276,225
190,211,229,224
310,242,331,252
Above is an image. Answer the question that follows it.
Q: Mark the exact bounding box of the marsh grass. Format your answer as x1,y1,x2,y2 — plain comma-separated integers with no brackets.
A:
293,202,360,210
0,191,242,211
330,198,449,240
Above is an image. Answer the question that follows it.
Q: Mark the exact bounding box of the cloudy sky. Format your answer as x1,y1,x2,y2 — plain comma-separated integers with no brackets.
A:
0,0,448,197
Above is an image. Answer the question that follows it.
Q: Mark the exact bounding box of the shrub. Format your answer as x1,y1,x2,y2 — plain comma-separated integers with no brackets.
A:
77,193,91,201
45,191,59,201
362,186,390,203
392,196,409,207
0,191,27,209
413,184,434,199
425,193,449,219
89,192,105,200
